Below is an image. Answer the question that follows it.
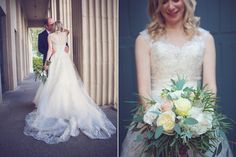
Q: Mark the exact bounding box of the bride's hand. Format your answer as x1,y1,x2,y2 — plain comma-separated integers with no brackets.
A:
44,65,49,71
64,46,69,53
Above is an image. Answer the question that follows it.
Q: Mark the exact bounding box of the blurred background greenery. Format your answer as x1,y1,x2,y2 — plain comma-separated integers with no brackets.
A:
29,28,43,72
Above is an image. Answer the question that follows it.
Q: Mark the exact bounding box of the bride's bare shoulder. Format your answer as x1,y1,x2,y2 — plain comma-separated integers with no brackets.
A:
62,29,70,35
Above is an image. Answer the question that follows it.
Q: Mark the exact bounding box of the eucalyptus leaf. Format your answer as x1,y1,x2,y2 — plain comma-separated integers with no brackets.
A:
184,117,198,125
149,111,161,115
133,115,143,122
167,94,173,100
155,126,163,139
218,130,225,138
147,131,154,139
171,79,176,85
125,100,138,104
175,79,185,90
174,124,181,135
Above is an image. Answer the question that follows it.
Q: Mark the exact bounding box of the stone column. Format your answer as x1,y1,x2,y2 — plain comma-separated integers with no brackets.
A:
0,6,7,95
15,0,23,83
71,0,82,75
5,0,17,90
58,0,73,58
113,0,118,108
71,0,118,107
17,6,24,82
13,0,27,85
0,3,5,103
101,0,108,105
95,0,102,105
0,68,2,104
50,0,58,20
0,20,2,103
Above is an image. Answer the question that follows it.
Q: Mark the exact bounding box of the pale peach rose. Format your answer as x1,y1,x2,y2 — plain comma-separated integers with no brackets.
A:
161,101,173,112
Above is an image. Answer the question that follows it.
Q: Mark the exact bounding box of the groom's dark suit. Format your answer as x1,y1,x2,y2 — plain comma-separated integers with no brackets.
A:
38,30,49,65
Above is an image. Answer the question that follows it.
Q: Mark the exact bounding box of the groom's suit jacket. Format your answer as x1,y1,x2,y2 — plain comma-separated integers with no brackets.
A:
38,30,49,65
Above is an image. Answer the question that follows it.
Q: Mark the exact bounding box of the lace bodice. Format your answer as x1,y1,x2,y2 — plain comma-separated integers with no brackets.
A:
140,28,209,98
49,32,68,52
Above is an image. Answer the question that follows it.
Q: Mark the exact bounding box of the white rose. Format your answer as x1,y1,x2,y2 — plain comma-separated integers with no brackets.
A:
143,104,160,125
169,90,183,99
185,107,213,136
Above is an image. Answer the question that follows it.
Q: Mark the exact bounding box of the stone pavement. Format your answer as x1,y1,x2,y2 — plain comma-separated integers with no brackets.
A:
0,74,117,157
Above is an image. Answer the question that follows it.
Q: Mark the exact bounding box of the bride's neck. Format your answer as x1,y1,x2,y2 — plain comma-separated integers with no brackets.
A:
165,20,185,35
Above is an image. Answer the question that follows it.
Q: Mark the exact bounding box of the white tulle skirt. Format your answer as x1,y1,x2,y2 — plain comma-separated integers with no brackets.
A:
24,51,116,144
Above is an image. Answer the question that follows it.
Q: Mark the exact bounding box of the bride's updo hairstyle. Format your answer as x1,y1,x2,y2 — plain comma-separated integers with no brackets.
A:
53,21,64,32
147,0,200,40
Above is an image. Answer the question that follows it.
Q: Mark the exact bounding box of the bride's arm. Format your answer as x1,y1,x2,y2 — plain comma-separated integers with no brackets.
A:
44,35,53,69
203,33,217,95
135,35,151,109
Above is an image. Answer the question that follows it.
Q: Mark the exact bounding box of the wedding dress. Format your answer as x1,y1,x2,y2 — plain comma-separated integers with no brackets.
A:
121,28,233,157
24,31,116,144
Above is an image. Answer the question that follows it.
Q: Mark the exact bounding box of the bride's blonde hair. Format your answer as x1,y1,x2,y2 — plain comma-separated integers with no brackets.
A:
53,21,64,32
147,0,200,39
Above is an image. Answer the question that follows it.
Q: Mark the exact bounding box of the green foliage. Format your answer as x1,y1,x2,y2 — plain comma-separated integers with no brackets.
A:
174,124,181,135
183,117,198,125
33,57,43,72
129,77,231,157
155,126,164,139
33,57,50,84
29,27,44,56
171,77,186,90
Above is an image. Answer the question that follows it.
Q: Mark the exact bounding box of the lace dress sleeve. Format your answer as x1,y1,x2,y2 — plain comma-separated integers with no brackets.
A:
198,28,211,50
139,29,153,47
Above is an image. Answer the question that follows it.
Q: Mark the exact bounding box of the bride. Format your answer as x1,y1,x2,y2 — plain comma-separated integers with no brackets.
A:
24,21,116,144
121,0,233,156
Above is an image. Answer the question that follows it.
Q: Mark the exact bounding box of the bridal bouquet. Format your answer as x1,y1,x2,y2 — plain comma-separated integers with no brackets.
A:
129,77,230,157
34,60,51,84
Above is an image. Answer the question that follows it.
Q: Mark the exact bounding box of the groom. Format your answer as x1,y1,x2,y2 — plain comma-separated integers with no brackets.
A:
38,18,69,65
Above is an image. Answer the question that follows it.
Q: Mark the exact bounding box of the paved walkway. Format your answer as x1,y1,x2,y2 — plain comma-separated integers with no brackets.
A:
0,74,117,157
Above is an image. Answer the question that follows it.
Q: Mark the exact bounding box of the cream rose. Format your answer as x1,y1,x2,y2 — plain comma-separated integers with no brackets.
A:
174,97,192,116
156,111,176,133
